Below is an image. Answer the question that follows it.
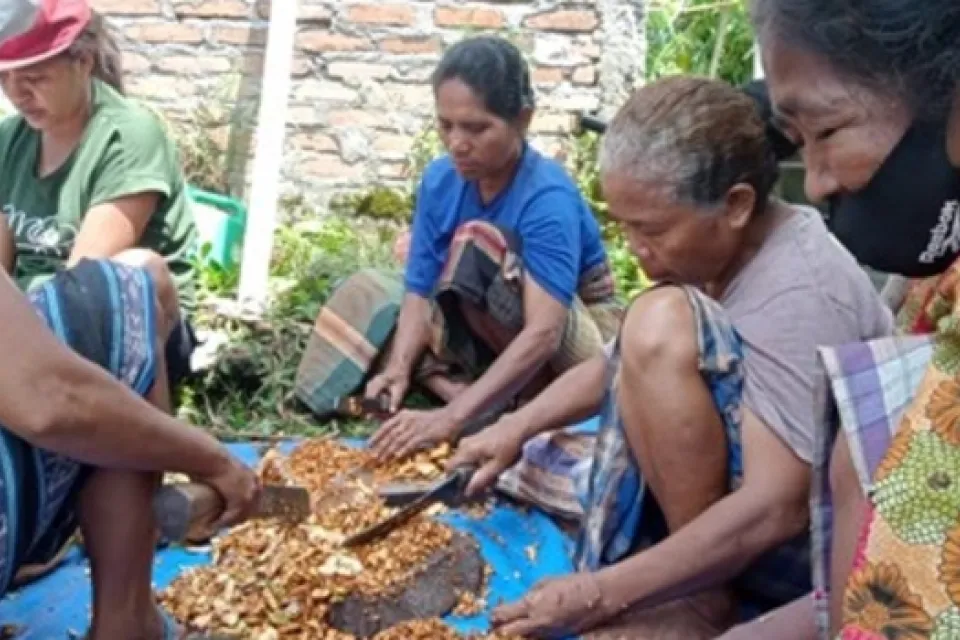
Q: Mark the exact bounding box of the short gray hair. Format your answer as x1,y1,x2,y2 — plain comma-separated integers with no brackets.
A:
599,76,779,213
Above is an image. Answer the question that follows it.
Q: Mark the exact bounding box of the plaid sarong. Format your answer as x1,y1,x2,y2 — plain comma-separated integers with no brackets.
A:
295,221,622,416
295,269,406,416
570,285,811,615
0,259,158,596
811,335,933,638
432,220,622,378
496,415,601,522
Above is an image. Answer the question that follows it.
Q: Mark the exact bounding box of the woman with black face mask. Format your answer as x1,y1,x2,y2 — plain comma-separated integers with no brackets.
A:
717,2,960,639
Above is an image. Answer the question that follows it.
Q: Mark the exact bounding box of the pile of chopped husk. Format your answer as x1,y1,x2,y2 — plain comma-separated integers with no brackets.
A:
159,439,504,639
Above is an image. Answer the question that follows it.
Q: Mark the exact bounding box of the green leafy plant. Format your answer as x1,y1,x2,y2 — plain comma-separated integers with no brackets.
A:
329,187,413,224
566,131,651,301
178,197,399,437
174,105,232,195
647,0,755,84
193,243,240,298
566,131,606,221
405,125,444,194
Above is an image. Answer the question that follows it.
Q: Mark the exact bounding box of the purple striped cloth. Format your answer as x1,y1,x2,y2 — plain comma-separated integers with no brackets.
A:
811,334,933,637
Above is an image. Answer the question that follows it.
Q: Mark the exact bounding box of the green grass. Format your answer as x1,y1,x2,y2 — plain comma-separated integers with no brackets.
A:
177,211,400,440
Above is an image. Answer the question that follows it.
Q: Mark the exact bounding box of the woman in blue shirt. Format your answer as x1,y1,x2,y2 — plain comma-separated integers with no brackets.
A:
311,37,621,458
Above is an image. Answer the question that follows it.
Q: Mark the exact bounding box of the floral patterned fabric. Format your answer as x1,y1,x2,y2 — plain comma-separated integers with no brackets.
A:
833,261,960,639
812,336,933,636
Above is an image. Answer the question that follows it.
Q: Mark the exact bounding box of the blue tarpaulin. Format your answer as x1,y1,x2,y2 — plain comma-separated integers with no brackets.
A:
0,441,576,638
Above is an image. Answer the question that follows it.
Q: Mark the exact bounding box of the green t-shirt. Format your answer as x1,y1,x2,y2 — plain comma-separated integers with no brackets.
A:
0,79,198,311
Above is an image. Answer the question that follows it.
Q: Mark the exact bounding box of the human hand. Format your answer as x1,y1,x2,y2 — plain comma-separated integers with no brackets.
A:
193,455,261,531
364,368,411,414
369,407,459,460
491,573,615,638
448,414,527,497
392,230,412,265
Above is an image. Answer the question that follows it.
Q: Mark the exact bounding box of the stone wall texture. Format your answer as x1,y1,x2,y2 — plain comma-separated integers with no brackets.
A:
91,0,645,208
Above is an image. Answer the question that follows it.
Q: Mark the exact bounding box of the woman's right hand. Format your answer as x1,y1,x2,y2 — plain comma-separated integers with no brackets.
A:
365,368,411,414
195,454,261,530
449,414,529,497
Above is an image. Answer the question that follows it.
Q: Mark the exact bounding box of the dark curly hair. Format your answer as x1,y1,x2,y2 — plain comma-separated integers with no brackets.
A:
431,36,534,123
751,0,960,121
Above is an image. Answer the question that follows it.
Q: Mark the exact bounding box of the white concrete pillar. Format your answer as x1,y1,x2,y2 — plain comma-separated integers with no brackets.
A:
237,0,300,312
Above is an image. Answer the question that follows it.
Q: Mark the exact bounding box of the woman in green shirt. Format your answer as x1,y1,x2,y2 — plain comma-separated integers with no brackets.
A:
0,0,199,387
0,3,249,639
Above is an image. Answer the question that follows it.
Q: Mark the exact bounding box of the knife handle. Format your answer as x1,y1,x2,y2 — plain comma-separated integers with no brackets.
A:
451,464,478,501
153,482,225,543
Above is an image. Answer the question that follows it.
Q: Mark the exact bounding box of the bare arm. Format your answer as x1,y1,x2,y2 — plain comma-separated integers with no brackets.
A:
827,435,869,636
0,269,232,476
67,193,157,265
446,274,568,428
509,352,607,439
366,292,434,412
385,293,432,377
593,409,811,613
449,353,607,495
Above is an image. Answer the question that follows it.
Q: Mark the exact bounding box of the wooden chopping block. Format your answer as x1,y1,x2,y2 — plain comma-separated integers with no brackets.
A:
326,532,484,638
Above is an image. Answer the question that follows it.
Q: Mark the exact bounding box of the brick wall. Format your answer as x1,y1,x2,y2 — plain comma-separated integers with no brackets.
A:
91,0,645,209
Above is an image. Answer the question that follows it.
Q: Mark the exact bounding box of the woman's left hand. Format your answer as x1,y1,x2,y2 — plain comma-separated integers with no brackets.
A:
369,408,460,460
491,573,615,638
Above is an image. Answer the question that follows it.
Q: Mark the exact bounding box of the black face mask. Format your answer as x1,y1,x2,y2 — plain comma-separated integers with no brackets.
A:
827,121,960,278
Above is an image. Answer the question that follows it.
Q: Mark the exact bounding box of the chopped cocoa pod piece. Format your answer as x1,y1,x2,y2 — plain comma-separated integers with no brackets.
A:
372,619,459,639
159,438,509,640
453,590,486,617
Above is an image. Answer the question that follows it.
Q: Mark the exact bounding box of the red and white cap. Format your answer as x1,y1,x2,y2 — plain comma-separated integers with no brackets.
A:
0,0,91,72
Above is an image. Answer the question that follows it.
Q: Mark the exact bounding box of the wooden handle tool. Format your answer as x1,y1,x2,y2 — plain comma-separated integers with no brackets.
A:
153,482,224,544
153,482,311,543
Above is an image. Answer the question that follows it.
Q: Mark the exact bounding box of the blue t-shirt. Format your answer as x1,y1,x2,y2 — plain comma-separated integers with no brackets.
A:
404,146,607,307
